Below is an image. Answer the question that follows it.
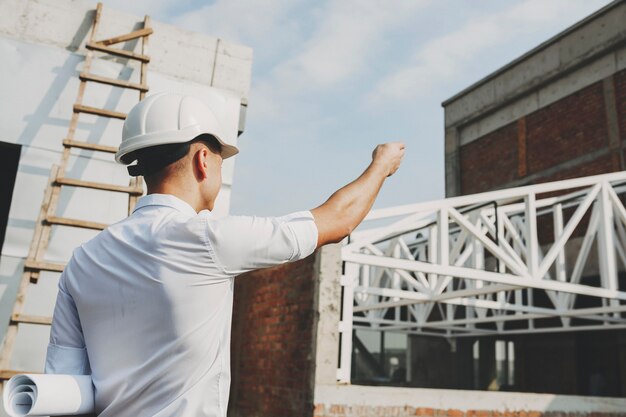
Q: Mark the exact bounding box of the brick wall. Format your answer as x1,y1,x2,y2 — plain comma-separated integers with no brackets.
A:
458,69,626,195
525,82,608,175
459,122,519,195
229,252,319,417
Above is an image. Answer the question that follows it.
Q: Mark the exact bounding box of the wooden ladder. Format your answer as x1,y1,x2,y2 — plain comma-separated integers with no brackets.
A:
0,3,153,380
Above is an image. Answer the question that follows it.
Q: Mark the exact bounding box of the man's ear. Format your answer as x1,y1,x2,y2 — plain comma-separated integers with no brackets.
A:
194,147,209,180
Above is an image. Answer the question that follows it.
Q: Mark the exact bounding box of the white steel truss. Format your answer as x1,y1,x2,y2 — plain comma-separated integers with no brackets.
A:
337,171,626,383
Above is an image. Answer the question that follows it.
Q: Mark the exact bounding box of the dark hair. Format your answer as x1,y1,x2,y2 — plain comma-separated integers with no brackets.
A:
127,134,222,177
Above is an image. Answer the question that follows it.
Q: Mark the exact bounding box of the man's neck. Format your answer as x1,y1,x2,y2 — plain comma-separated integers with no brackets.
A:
146,183,206,213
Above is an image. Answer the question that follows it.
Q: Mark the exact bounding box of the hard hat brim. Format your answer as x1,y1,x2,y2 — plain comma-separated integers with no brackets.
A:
220,143,239,159
116,124,238,164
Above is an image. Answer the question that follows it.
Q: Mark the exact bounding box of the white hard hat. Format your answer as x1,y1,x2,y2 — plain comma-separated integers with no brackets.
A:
115,92,239,165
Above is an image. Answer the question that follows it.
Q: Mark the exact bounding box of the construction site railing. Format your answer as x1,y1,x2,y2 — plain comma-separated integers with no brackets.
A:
337,171,626,383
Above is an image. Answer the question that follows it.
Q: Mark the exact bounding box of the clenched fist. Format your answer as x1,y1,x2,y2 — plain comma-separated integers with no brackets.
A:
372,142,405,177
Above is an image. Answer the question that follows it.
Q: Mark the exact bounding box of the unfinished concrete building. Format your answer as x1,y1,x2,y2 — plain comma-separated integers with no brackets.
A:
0,0,251,415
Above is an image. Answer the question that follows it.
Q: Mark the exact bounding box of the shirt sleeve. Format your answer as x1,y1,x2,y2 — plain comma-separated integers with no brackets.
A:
44,273,90,375
205,210,319,276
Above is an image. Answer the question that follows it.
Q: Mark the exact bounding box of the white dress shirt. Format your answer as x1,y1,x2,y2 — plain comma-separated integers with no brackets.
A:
44,194,318,417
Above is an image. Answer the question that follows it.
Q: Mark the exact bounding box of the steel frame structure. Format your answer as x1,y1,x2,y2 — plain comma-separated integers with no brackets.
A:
337,172,626,383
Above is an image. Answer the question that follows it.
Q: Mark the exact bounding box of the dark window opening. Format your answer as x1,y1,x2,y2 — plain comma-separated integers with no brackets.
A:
0,142,21,254
351,327,626,397
352,329,408,386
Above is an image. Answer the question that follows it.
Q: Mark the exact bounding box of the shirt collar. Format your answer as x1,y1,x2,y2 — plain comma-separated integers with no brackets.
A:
132,194,201,217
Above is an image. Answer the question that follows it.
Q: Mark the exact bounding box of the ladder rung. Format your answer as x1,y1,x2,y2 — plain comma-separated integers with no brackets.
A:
86,41,150,62
46,216,107,231
96,27,154,46
24,259,65,273
56,177,143,195
63,139,118,154
0,370,38,380
80,72,148,92
74,104,126,120
11,314,52,326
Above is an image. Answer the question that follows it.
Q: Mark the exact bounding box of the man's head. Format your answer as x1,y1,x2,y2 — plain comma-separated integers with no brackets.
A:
116,92,240,212
135,134,224,211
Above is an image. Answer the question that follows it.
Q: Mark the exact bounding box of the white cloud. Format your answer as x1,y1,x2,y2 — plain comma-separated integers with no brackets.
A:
99,0,179,21
244,0,430,123
367,0,612,103
270,0,429,93
172,0,304,52
101,0,302,48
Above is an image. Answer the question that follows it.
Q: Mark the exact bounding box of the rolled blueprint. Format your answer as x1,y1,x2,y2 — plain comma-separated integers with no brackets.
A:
3,374,94,417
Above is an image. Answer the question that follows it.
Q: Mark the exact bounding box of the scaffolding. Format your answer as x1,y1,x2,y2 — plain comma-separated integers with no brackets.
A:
338,171,626,383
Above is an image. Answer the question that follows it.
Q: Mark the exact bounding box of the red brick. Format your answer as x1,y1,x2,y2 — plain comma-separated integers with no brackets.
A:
329,404,345,414
229,252,318,415
458,78,621,195
526,81,608,175
435,409,450,417
542,155,612,185
460,121,519,194
447,409,465,417
416,407,436,416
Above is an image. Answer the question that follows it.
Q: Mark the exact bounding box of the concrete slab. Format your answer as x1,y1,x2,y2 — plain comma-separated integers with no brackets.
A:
537,52,616,108
314,384,626,413
459,91,539,146
0,0,253,99
444,0,626,129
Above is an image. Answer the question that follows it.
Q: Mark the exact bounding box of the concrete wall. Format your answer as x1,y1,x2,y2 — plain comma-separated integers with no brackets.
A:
0,0,252,394
313,385,626,417
455,73,624,194
0,0,252,99
443,0,626,196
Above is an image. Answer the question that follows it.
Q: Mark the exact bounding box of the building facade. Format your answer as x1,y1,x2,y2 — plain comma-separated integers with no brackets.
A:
443,1,626,197
0,1,251,415
440,0,626,398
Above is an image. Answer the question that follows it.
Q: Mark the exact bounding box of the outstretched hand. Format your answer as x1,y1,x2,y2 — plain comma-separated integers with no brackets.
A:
371,142,405,177
311,141,406,247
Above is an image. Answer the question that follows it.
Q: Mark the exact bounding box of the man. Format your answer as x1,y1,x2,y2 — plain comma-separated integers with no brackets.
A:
45,92,404,416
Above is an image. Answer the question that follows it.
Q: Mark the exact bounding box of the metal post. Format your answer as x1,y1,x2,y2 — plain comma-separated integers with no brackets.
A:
337,262,357,383
525,193,539,279
597,182,619,315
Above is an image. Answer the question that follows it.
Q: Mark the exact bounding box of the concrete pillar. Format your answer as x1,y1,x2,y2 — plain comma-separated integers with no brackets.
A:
445,127,461,197
312,244,342,386
602,75,624,170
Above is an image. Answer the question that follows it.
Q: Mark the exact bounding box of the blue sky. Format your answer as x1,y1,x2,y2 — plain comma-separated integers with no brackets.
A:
103,0,612,216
